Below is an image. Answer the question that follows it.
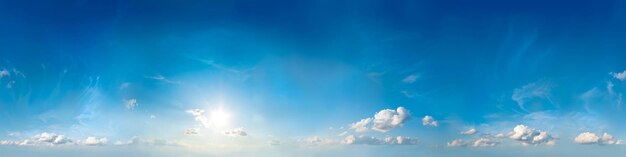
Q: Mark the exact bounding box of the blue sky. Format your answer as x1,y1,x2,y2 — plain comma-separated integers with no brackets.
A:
1,0,626,156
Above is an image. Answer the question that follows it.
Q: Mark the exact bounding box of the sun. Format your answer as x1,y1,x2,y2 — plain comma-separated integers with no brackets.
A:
209,108,230,128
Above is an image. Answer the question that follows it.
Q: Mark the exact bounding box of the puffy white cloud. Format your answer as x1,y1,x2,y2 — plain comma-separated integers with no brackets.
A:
223,128,247,137
113,136,181,146
394,136,418,145
343,135,382,145
33,132,73,145
372,107,411,132
610,70,626,81
83,137,108,146
123,99,138,110
574,132,623,145
422,116,438,127
461,128,477,135
347,107,412,133
350,118,372,133
402,74,419,83
512,82,553,112
507,125,555,146
185,128,199,135
0,132,75,146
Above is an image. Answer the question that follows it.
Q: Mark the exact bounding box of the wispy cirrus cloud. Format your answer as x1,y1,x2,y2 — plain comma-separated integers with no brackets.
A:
145,74,180,84
512,81,554,112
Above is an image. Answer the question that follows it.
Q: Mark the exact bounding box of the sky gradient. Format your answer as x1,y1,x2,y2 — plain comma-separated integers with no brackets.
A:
2,0,626,156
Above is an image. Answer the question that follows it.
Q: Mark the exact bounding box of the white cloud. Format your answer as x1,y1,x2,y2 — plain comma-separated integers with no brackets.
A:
394,136,418,145
471,138,498,147
223,128,247,137
507,125,555,146
1,132,75,146
447,139,466,147
610,70,626,81
33,132,73,145
447,138,498,147
185,128,199,135
299,136,338,146
461,128,477,135
145,74,180,84
402,74,419,83
347,107,411,133
350,118,372,133
574,132,623,145
343,135,417,145
123,99,138,110
343,135,382,145
83,137,108,146
512,82,553,112
422,115,438,127
187,109,210,128
372,107,411,132
0,68,9,78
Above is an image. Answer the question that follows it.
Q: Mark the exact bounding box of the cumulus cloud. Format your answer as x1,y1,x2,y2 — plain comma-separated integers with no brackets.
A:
33,132,73,145
83,137,108,146
372,107,411,132
507,125,556,146
574,132,623,145
461,128,477,135
123,99,138,110
610,70,626,81
0,132,76,146
223,128,247,137
350,118,372,133
421,116,438,127
402,74,419,83
185,128,199,135
347,107,411,133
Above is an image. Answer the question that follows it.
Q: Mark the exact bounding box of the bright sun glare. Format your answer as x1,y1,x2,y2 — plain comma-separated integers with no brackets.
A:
210,108,230,128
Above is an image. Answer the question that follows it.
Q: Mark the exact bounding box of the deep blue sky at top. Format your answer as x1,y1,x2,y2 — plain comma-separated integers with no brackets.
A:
1,0,626,140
